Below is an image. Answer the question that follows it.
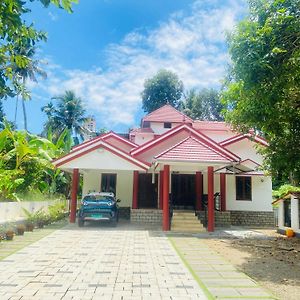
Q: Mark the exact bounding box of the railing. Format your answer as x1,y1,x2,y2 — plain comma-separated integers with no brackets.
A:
201,193,221,228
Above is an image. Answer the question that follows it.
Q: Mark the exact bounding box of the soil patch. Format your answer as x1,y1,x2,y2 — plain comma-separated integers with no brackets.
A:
204,230,300,300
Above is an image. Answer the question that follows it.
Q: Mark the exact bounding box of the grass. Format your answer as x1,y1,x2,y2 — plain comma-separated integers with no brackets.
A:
0,219,67,261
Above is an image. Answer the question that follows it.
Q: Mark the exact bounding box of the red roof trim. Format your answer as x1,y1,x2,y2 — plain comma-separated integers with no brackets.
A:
53,140,150,170
132,123,240,162
240,158,261,167
220,133,268,147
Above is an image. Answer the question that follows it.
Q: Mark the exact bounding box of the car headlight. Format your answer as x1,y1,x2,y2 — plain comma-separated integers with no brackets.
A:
82,201,88,206
107,201,113,206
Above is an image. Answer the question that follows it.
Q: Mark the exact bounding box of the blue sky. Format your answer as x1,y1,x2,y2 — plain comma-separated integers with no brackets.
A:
4,0,247,134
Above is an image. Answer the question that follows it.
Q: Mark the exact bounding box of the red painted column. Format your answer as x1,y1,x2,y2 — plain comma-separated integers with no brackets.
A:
159,170,164,209
195,172,202,211
70,168,79,223
132,171,139,209
220,173,226,211
162,165,170,231
207,166,215,232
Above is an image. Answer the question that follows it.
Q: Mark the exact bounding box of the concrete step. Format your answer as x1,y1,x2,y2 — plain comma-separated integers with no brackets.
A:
171,210,205,232
171,226,206,233
172,221,204,227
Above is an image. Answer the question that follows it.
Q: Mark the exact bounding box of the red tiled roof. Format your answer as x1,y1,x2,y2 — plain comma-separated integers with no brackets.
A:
142,104,193,123
131,123,240,162
220,133,268,147
71,131,137,152
154,136,235,163
193,121,231,131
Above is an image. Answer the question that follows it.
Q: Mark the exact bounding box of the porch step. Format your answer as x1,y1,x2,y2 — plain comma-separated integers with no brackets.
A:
171,211,205,233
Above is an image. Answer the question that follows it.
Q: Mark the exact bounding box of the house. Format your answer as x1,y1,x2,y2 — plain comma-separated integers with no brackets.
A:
53,105,274,231
273,193,300,237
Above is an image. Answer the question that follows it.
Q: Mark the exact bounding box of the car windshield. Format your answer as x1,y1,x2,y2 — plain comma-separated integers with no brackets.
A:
83,195,114,202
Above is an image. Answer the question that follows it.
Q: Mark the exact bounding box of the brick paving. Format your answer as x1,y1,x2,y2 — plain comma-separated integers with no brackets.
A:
169,236,276,300
0,223,206,300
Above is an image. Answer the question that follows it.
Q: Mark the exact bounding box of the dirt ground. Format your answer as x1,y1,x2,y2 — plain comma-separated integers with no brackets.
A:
204,230,300,300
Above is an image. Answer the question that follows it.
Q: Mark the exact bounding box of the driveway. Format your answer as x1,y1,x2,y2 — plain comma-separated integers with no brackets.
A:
0,222,207,300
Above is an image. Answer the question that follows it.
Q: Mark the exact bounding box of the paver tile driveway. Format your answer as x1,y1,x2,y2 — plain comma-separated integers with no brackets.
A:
0,223,207,300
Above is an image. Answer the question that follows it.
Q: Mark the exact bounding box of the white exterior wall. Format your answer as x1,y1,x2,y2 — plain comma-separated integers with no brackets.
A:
82,170,133,208
226,139,264,164
291,196,300,233
134,134,155,145
62,147,145,171
226,175,272,212
278,196,300,233
0,200,57,224
150,122,180,134
199,131,236,143
278,201,284,228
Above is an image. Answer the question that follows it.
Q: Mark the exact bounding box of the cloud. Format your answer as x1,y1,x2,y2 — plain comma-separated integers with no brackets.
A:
48,12,58,21
39,0,246,129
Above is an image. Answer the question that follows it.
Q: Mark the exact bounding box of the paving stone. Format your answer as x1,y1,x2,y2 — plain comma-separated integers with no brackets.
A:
0,223,207,299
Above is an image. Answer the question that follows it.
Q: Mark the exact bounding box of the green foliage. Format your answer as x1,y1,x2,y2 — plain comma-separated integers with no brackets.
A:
22,201,67,226
142,69,184,113
0,0,77,100
184,88,225,121
48,201,67,222
222,0,300,184
42,90,88,143
272,184,300,199
0,122,72,201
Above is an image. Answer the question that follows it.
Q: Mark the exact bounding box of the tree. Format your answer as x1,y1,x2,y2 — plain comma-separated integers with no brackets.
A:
184,88,225,121
142,69,184,113
42,90,88,142
0,0,76,100
0,100,4,130
13,45,46,131
221,0,300,184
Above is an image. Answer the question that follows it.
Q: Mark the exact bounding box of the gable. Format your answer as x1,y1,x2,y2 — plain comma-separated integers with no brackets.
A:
142,104,193,123
224,138,264,165
132,124,240,163
57,146,148,171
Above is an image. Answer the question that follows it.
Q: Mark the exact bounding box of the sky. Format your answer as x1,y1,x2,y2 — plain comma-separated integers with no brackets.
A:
3,0,247,134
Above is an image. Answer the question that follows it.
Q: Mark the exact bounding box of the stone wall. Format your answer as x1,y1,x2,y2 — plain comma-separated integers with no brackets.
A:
197,210,275,228
130,209,162,225
197,211,231,227
229,211,274,227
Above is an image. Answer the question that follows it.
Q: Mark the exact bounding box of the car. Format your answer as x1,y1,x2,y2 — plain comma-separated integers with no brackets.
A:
78,192,120,227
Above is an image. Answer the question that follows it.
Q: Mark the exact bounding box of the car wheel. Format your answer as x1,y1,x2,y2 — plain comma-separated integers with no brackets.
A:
111,218,117,227
78,218,84,227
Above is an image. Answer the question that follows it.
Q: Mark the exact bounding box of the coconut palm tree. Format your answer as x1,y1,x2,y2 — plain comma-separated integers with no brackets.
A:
12,45,46,131
42,90,88,142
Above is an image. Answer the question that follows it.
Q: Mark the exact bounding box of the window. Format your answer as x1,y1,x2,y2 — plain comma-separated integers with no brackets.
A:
101,174,117,195
164,122,172,128
142,121,150,128
236,176,252,200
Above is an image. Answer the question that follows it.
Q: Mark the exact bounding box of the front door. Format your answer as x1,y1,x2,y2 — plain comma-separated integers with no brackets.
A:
172,174,196,209
138,174,158,208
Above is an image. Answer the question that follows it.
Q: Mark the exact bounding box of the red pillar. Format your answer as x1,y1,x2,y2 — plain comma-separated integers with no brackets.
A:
162,165,170,231
195,172,202,211
132,171,139,209
207,166,214,232
159,170,164,209
220,173,226,211
70,168,79,223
